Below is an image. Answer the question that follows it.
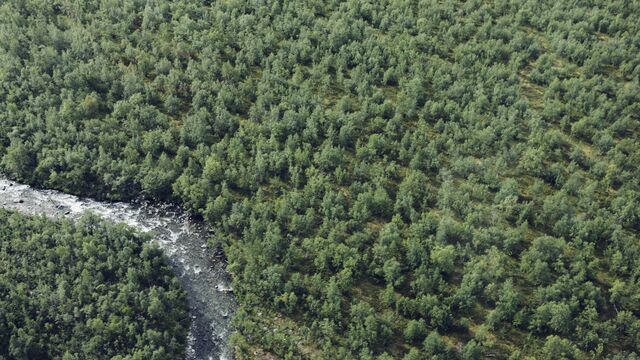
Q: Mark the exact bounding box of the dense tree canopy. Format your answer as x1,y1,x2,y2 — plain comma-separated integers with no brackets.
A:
0,210,188,359
0,0,639,359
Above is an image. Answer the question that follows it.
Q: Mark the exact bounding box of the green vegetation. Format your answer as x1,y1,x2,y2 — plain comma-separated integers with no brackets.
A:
1,0,639,358
0,210,188,359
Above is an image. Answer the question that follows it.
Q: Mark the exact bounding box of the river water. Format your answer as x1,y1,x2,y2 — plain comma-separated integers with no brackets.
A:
0,177,235,360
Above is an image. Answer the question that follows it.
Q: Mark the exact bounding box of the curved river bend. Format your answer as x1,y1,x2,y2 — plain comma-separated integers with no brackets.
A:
0,178,235,360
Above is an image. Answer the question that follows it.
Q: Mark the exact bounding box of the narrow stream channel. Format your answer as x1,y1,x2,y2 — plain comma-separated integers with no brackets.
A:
0,177,235,360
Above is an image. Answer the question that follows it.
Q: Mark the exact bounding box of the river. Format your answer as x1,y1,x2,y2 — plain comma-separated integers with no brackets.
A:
0,177,235,360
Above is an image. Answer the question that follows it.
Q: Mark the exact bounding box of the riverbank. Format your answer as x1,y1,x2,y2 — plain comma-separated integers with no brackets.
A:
0,178,236,360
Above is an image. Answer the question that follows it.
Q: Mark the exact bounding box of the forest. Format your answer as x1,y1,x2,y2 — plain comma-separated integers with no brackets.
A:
0,210,189,359
0,0,639,359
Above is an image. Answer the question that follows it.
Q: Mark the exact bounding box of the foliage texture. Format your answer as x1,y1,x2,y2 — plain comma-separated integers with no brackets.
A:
1,0,639,358
0,211,188,359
